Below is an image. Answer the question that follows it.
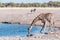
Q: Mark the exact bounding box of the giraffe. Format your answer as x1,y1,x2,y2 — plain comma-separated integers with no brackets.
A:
27,13,55,36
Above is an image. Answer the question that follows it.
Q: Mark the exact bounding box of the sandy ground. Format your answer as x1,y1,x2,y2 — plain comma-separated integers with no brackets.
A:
0,7,60,26
0,7,60,40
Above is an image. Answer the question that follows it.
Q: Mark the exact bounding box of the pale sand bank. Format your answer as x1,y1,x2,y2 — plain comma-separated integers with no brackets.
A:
0,7,60,24
0,7,60,27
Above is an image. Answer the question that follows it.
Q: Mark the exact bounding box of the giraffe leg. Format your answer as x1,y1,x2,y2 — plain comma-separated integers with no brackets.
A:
27,26,32,37
47,20,52,33
40,25,45,33
50,20,56,32
40,20,47,33
27,17,39,37
48,20,54,33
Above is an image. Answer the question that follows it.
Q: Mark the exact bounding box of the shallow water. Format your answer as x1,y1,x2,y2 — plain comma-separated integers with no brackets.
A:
0,24,50,37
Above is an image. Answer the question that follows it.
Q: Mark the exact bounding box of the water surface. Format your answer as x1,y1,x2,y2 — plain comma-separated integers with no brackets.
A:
0,24,49,37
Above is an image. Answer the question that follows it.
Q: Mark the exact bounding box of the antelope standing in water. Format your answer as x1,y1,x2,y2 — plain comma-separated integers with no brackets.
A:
28,13,55,36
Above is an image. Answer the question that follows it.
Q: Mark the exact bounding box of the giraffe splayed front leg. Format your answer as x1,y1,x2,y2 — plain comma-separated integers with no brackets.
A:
40,20,47,33
27,26,33,37
27,17,39,37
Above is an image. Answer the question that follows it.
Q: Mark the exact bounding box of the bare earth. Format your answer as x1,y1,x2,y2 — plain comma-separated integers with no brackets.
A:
0,7,60,40
0,7,60,26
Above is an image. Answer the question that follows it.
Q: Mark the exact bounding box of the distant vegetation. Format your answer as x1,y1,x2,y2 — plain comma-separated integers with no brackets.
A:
0,1,60,7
